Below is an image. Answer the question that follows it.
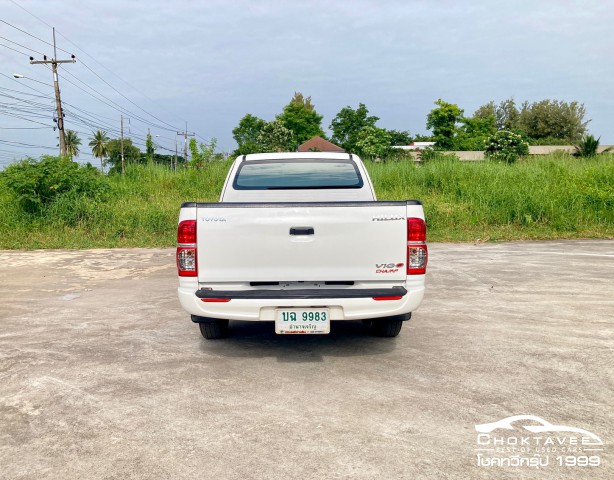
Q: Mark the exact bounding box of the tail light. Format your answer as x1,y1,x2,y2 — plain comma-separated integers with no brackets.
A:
177,220,197,277
407,218,427,275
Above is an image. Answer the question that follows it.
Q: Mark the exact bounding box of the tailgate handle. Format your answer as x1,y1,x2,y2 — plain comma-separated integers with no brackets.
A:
290,227,314,236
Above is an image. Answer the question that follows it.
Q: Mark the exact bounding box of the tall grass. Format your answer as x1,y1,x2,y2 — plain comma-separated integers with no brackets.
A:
366,153,614,240
0,161,232,249
0,154,612,248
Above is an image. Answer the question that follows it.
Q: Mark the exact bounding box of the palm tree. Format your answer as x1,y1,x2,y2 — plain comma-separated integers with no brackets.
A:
64,130,81,160
89,130,109,172
573,134,613,158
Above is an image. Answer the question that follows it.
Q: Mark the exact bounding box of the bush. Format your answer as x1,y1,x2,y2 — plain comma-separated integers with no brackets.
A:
484,130,529,164
1,156,108,214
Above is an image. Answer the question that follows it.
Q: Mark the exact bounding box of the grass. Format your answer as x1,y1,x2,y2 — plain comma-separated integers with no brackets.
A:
367,153,614,242
0,153,612,249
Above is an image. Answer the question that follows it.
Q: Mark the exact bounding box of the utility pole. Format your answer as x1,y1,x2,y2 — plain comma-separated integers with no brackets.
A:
174,138,178,171
177,121,195,165
120,115,125,175
29,27,75,157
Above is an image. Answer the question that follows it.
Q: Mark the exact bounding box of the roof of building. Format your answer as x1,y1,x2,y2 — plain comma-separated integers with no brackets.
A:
298,136,345,152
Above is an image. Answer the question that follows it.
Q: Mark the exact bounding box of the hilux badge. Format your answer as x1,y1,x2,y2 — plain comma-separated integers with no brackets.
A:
372,215,404,221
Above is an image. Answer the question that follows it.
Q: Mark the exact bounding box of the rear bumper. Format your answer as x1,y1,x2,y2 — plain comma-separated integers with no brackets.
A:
178,284,424,322
196,287,407,300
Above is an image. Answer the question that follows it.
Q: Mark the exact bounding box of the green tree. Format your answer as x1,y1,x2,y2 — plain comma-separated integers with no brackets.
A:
386,129,413,147
354,126,393,159
329,103,379,152
106,138,141,173
473,101,496,123
518,99,588,142
257,120,293,152
454,116,496,150
276,92,325,147
475,98,520,131
232,114,266,155
64,130,81,160
152,153,182,168
89,130,109,172
426,99,464,150
145,131,155,165
495,98,520,130
189,137,218,169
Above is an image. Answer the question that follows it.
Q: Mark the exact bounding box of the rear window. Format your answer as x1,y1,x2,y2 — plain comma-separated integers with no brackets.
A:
233,159,364,190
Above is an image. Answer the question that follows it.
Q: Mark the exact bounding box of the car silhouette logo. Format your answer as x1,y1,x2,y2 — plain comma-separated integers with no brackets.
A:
475,415,603,445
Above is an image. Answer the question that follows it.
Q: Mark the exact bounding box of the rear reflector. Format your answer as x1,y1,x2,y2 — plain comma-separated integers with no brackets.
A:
372,296,403,301
177,247,197,277
200,298,231,303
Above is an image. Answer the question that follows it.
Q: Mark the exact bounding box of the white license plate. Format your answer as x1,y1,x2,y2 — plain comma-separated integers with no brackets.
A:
275,308,330,334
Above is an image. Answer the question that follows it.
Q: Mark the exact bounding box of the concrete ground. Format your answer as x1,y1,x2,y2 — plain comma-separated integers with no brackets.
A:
0,241,612,480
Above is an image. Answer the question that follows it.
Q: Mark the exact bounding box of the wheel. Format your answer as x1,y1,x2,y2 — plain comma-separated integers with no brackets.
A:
198,319,229,339
370,318,404,337
369,313,411,337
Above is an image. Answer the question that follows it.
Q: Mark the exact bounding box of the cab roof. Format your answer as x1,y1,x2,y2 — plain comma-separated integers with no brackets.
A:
239,152,354,162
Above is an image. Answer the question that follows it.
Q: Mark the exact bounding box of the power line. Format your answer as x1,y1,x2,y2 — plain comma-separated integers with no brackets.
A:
58,67,180,133
0,126,53,130
6,2,188,136
0,35,48,56
8,0,53,29
0,73,54,97
0,111,54,126
77,59,182,132
0,42,31,57
3,7,201,152
0,139,57,149
0,19,74,56
7,0,156,106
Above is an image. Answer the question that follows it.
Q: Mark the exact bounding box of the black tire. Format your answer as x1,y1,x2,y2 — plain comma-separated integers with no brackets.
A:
198,319,229,339
371,318,403,337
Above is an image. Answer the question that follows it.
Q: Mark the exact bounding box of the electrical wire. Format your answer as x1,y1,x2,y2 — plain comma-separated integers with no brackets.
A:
0,73,54,97
0,126,53,130
0,111,53,126
6,1,190,136
0,19,74,56
2,11,206,155
77,59,182,132
0,41,31,56
0,35,48,56
0,139,57,149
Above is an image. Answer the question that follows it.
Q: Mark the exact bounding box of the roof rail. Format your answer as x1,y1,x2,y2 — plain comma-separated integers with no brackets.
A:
349,153,353,161
242,154,247,162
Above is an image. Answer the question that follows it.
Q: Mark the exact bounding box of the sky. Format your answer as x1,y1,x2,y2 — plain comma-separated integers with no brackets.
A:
1,0,613,166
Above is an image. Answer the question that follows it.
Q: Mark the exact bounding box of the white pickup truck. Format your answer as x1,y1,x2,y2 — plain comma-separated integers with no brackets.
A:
177,152,427,339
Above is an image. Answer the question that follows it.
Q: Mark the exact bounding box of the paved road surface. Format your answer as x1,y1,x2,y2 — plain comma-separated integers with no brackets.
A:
1,241,612,479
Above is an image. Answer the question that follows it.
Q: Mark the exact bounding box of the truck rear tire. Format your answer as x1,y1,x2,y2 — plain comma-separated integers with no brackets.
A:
198,319,229,339
371,318,403,337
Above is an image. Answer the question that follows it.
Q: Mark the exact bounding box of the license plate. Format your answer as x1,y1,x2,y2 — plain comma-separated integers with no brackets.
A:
275,308,330,334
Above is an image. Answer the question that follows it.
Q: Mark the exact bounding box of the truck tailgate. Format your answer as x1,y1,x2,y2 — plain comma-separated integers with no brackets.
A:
196,201,421,283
